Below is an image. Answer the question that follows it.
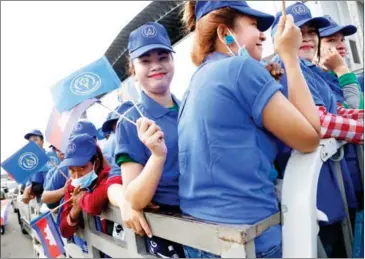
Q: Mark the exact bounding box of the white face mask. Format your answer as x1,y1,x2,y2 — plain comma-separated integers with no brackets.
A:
71,163,98,189
225,29,250,58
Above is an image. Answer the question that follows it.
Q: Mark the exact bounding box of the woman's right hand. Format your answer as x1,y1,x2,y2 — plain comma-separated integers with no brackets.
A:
274,14,302,62
120,200,152,238
136,117,167,159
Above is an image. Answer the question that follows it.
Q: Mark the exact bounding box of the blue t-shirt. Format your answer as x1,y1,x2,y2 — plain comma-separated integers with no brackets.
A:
276,58,348,222
178,52,282,253
115,92,180,206
44,167,69,191
102,132,120,180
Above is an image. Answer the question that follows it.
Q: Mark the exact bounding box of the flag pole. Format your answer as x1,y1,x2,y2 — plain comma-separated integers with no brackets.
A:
130,99,145,118
96,101,137,126
282,0,286,20
50,197,73,213
50,161,69,180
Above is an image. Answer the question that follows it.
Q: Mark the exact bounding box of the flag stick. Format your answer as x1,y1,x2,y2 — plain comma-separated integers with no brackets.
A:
50,197,73,213
50,160,69,180
130,99,145,118
96,101,137,126
282,1,286,19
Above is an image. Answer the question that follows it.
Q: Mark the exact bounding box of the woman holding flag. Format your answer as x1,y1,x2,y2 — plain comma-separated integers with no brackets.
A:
177,0,321,257
58,133,119,238
271,2,364,257
107,22,185,257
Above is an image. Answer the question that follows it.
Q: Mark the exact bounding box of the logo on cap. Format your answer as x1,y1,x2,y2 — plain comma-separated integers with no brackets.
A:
292,4,307,15
75,123,83,132
18,152,39,171
67,143,77,154
46,156,59,169
142,25,157,38
70,72,101,96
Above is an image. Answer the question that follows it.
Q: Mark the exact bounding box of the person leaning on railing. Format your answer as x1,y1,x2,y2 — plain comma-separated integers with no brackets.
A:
177,1,321,258
58,134,120,239
108,22,185,258
271,3,364,258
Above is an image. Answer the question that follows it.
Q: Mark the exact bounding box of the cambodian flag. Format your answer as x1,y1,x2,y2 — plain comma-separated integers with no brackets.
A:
31,212,65,258
45,98,97,153
0,200,11,226
1,142,50,184
51,56,121,113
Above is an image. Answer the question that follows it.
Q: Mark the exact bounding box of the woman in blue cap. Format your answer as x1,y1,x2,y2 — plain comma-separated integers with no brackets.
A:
271,2,363,257
317,15,363,109
178,1,321,258
107,22,184,257
58,133,118,238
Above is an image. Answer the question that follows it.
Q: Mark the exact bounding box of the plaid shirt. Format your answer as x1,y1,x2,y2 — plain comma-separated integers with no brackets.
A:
317,104,364,144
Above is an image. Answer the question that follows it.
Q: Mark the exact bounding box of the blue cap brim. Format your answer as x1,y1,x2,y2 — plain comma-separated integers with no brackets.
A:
58,156,92,169
24,133,43,140
102,119,118,133
230,5,274,32
130,44,175,59
320,24,357,37
296,16,331,29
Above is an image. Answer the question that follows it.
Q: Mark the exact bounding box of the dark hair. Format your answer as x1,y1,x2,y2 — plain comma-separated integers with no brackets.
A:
89,146,104,174
182,1,244,66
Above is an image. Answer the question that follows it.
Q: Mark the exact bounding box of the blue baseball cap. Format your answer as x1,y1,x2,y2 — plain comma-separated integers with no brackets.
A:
195,1,274,32
101,102,134,133
58,133,97,168
70,120,97,139
271,2,330,37
24,129,44,140
319,15,357,38
128,22,175,60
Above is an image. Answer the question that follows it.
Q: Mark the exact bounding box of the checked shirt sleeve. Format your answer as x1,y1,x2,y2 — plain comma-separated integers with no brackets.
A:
317,106,364,144
337,102,364,121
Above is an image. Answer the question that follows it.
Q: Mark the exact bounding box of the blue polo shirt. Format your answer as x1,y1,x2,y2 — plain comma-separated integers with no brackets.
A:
276,58,348,222
115,91,180,206
44,167,69,191
102,132,121,180
358,73,364,92
178,52,282,253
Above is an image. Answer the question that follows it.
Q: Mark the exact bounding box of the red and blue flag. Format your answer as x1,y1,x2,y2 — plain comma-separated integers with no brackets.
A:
31,212,65,258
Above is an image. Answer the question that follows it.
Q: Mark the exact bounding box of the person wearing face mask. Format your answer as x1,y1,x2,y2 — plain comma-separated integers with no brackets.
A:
271,2,363,257
178,1,321,258
107,22,185,258
58,133,118,239
42,120,99,210
317,15,363,109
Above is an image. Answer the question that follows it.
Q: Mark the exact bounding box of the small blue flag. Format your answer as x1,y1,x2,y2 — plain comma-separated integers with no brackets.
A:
51,56,121,113
1,142,50,184
31,212,65,258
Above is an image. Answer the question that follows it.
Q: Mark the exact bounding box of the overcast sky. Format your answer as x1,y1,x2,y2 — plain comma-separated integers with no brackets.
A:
0,1,328,175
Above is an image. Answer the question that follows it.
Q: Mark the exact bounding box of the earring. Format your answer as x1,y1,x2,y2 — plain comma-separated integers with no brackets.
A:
224,35,234,45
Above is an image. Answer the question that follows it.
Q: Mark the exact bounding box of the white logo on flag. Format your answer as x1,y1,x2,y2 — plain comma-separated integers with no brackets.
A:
18,152,39,171
292,5,307,15
142,25,157,38
70,72,101,96
44,224,57,246
67,143,76,154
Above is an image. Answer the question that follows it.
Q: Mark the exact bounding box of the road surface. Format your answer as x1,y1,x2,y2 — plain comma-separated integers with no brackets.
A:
1,208,34,258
